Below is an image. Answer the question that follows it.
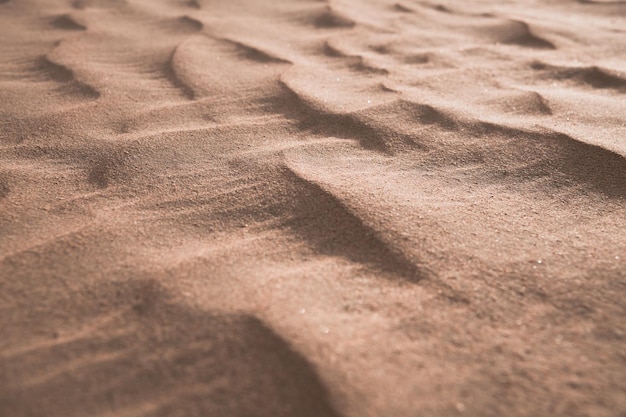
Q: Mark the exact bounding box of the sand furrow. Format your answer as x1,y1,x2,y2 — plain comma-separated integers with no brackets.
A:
49,13,87,31
530,61,626,92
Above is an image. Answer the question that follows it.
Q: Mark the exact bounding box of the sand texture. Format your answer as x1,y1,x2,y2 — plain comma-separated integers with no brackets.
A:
1,0,625,416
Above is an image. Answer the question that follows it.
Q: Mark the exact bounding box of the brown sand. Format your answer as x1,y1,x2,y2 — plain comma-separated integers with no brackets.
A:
1,0,625,416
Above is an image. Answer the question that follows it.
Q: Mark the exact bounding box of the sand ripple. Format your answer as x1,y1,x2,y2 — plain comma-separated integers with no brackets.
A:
1,0,625,416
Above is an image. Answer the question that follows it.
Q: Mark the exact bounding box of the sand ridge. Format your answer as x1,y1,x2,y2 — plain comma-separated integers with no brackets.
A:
1,0,625,416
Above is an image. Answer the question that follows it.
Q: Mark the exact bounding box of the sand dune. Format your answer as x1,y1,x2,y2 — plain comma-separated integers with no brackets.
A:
1,0,625,416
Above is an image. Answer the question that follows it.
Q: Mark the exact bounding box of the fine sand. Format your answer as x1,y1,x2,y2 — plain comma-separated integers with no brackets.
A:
1,0,625,416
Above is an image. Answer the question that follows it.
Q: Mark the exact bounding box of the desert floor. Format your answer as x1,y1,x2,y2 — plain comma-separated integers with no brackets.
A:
1,0,625,416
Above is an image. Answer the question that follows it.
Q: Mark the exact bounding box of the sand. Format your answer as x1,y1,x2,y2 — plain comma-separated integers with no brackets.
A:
1,0,625,416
